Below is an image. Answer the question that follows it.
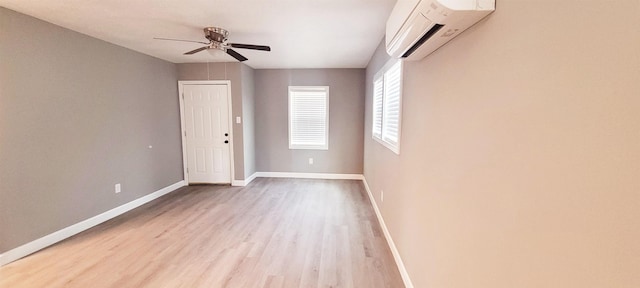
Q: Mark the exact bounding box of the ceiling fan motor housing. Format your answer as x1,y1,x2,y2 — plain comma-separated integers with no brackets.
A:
204,27,229,43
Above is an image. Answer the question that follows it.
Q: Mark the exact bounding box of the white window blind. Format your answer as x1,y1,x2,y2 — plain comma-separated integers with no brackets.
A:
288,86,329,150
372,59,402,154
373,78,384,139
382,61,402,146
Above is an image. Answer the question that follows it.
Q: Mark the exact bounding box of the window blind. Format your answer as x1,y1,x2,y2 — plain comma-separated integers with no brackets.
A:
288,86,329,150
382,61,402,146
373,78,384,139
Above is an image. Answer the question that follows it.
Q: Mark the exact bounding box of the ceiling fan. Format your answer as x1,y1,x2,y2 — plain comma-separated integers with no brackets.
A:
155,27,270,62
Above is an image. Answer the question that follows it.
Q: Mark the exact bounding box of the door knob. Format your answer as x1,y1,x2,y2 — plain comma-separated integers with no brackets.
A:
224,140,229,144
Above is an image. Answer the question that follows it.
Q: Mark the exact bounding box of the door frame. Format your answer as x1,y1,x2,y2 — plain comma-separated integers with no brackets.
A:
178,80,235,185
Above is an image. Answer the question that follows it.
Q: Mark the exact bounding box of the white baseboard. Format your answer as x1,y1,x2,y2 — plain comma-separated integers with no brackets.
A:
255,172,364,180
362,178,414,288
245,172,258,185
231,172,258,187
0,180,186,267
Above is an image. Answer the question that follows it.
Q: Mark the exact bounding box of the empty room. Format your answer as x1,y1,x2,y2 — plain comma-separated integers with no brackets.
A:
1,0,638,287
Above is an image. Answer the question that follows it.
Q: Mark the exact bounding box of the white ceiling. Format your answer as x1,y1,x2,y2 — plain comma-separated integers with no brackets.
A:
0,0,396,69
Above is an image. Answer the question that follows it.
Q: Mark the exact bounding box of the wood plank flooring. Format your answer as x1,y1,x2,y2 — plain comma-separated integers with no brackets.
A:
0,178,404,288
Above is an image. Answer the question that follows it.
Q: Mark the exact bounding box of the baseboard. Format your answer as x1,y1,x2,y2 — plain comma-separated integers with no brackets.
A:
245,172,258,185
231,172,258,187
255,172,364,180
0,180,186,267
362,178,414,288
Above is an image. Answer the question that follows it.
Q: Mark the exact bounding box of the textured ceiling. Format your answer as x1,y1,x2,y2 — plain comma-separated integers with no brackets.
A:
0,0,396,68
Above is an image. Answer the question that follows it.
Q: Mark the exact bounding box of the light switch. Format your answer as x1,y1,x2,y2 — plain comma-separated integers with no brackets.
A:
236,116,242,124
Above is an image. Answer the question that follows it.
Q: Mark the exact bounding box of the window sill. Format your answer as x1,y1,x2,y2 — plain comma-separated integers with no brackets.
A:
289,145,329,150
372,136,400,155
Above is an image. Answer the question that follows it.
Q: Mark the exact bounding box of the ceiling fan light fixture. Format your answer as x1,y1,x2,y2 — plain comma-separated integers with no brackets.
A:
206,47,226,57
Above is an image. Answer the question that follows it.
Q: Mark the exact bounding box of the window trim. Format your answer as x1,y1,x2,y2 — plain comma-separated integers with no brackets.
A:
372,59,403,155
288,86,330,150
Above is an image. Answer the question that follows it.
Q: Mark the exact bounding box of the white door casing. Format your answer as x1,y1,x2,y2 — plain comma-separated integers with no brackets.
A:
179,81,233,184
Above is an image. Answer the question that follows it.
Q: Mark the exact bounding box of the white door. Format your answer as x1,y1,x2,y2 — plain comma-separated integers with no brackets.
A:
182,84,231,184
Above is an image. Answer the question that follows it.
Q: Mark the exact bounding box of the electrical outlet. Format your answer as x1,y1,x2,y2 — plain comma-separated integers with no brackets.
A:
115,183,121,193
381,190,384,202
309,158,314,165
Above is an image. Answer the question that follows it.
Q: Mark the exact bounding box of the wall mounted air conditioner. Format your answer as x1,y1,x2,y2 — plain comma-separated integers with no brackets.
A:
386,0,495,61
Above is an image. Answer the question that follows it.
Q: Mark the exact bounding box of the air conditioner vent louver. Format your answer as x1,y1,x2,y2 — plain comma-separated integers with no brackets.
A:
401,24,444,58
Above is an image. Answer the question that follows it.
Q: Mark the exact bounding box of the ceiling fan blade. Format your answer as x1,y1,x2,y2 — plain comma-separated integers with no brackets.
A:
184,46,209,55
154,37,209,44
229,43,271,51
226,48,248,62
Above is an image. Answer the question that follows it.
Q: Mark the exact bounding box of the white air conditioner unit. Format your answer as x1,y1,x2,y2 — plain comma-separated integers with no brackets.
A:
386,0,495,61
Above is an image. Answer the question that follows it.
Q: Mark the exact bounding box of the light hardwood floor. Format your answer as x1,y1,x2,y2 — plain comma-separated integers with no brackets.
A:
0,178,404,288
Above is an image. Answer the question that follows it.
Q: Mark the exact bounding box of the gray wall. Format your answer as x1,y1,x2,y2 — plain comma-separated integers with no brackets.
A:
177,62,255,180
0,8,182,253
255,69,364,174
241,65,256,177
364,0,640,287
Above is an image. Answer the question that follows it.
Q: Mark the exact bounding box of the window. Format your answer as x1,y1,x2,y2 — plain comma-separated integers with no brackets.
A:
289,86,329,150
372,60,402,154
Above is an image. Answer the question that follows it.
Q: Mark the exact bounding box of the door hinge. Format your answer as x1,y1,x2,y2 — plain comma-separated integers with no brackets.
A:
184,131,187,137
186,168,189,174
181,93,184,99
